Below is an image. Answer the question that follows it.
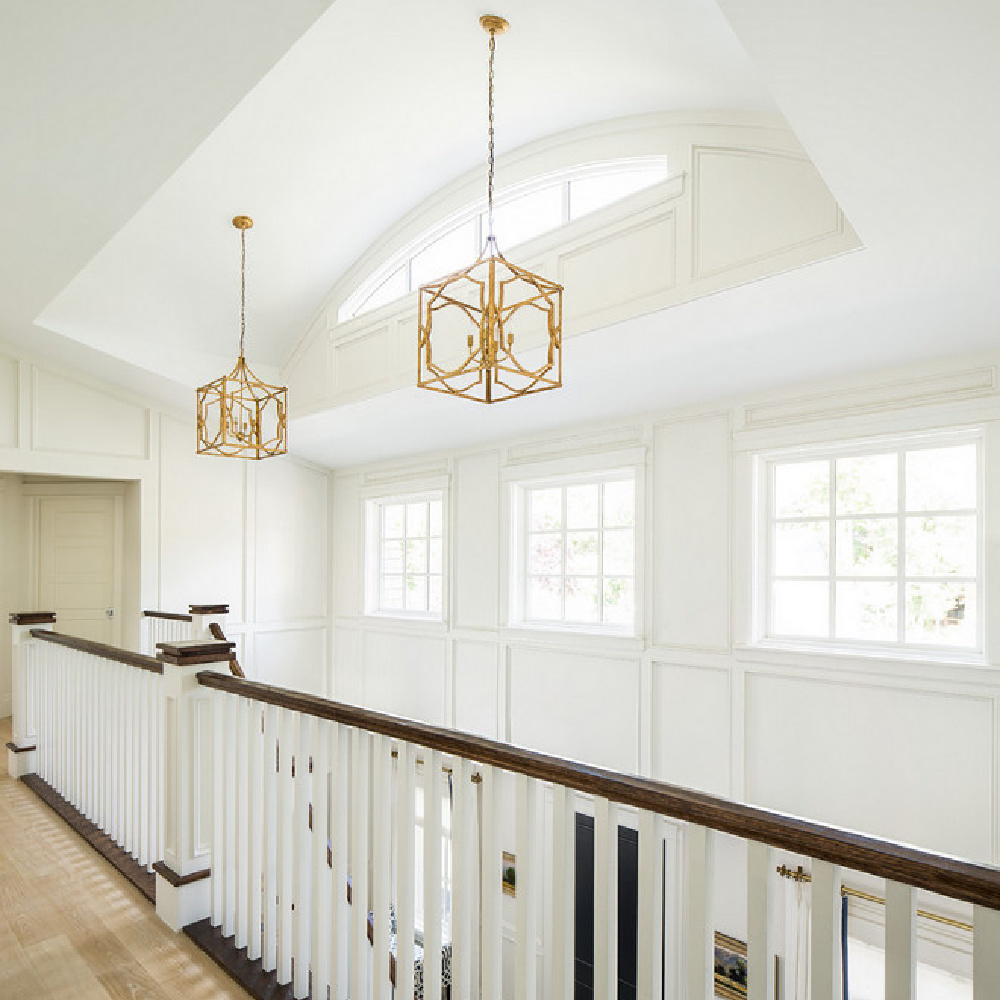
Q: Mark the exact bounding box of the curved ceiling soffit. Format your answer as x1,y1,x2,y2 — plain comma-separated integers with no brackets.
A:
283,109,806,370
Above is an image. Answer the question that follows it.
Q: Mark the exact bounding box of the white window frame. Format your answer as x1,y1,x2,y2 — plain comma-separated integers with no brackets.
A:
364,490,446,621
508,465,641,636
338,157,670,322
754,428,985,658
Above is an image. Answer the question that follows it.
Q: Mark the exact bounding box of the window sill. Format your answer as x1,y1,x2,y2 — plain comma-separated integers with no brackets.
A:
736,640,988,671
362,612,447,633
501,623,642,654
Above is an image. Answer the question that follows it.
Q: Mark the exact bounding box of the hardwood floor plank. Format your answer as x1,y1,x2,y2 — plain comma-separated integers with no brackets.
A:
0,716,255,1000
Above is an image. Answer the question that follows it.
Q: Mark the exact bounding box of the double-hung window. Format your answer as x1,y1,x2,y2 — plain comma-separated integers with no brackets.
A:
511,472,637,631
365,493,444,618
762,434,981,651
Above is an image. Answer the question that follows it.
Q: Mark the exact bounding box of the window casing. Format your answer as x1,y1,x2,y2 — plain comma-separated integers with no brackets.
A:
759,432,982,654
365,492,444,619
510,471,637,633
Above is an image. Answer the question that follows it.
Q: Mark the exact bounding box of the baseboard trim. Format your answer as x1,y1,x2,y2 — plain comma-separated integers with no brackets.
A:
20,773,156,903
183,918,299,1000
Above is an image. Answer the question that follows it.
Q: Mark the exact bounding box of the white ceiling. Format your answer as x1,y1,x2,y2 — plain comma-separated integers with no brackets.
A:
6,1,1000,468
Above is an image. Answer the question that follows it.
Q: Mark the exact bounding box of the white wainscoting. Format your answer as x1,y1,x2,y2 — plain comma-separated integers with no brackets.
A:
330,349,1000,901
0,348,333,710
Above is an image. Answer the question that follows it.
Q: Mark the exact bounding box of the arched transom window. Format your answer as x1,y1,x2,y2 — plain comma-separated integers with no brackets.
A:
338,157,670,322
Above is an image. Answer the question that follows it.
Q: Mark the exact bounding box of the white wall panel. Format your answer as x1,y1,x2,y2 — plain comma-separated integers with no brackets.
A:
333,625,363,704
0,355,18,448
653,414,730,650
693,147,843,278
652,661,730,796
560,212,676,330
33,369,148,459
454,452,500,630
509,646,640,772
254,627,328,697
159,415,244,617
363,630,447,724
255,459,328,623
453,639,498,737
745,671,995,862
283,315,330,413
333,474,362,617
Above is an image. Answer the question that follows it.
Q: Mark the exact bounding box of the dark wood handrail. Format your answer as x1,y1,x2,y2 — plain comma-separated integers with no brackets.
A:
32,629,164,674
198,670,1000,911
142,610,193,622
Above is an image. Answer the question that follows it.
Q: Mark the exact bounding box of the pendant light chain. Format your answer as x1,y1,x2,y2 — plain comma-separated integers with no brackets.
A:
487,28,497,246
239,226,247,360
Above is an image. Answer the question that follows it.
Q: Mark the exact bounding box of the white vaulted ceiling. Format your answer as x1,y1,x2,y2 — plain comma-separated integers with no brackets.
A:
5,1,1000,466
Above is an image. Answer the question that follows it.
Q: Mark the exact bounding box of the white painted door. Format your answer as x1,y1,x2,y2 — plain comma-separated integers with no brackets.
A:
36,496,122,645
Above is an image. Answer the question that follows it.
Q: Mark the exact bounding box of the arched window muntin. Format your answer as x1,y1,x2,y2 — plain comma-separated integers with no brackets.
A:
338,156,670,323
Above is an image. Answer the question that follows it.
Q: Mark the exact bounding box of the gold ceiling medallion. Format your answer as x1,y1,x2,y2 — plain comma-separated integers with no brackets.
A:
417,15,563,404
197,216,288,459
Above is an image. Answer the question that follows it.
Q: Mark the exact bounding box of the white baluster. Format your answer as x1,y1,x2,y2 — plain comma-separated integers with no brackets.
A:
277,708,296,985
125,665,134,855
424,749,444,1000
372,734,392,1000
395,741,416,1000
547,783,574,1000
885,880,916,1000
684,824,715,1000
594,797,618,1000
235,696,250,950
638,809,664,1000
263,704,279,971
452,758,476,1000
351,728,370,1000
211,689,225,927
223,693,238,938
810,860,842,1000
481,764,503,1000
138,671,150,867
312,719,333,1000
515,773,539,1000
249,703,264,962
973,905,1000,998
331,723,350,1000
747,841,776,1000
294,715,314,1000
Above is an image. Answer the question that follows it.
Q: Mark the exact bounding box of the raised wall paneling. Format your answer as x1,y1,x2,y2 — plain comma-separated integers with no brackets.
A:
653,414,731,650
745,670,995,863
508,645,640,773
362,629,447,725
0,354,18,448
454,452,500,630
254,459,328,624
330,322,405,405
559,212,677,333
453,639,499,738
32,369,149,459
332,625,363,704
651,661,731,797
333,475,363,618
283,315,331,415
692,146,850,279
254,627,329,698
159,416,244,618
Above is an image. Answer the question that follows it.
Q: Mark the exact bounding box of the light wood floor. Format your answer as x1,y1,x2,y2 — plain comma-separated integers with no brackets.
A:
0,716,252,1000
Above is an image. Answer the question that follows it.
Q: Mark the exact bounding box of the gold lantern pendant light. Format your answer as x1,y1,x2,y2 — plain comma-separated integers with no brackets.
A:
197,216,287,459
417,15,563,404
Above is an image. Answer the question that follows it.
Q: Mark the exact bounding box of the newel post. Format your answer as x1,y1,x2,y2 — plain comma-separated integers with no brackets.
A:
153,637,235,932
189,603,230,640
6,612,56,778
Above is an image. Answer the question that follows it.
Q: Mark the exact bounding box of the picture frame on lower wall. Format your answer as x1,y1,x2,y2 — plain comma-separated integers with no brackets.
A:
714,931,748,999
